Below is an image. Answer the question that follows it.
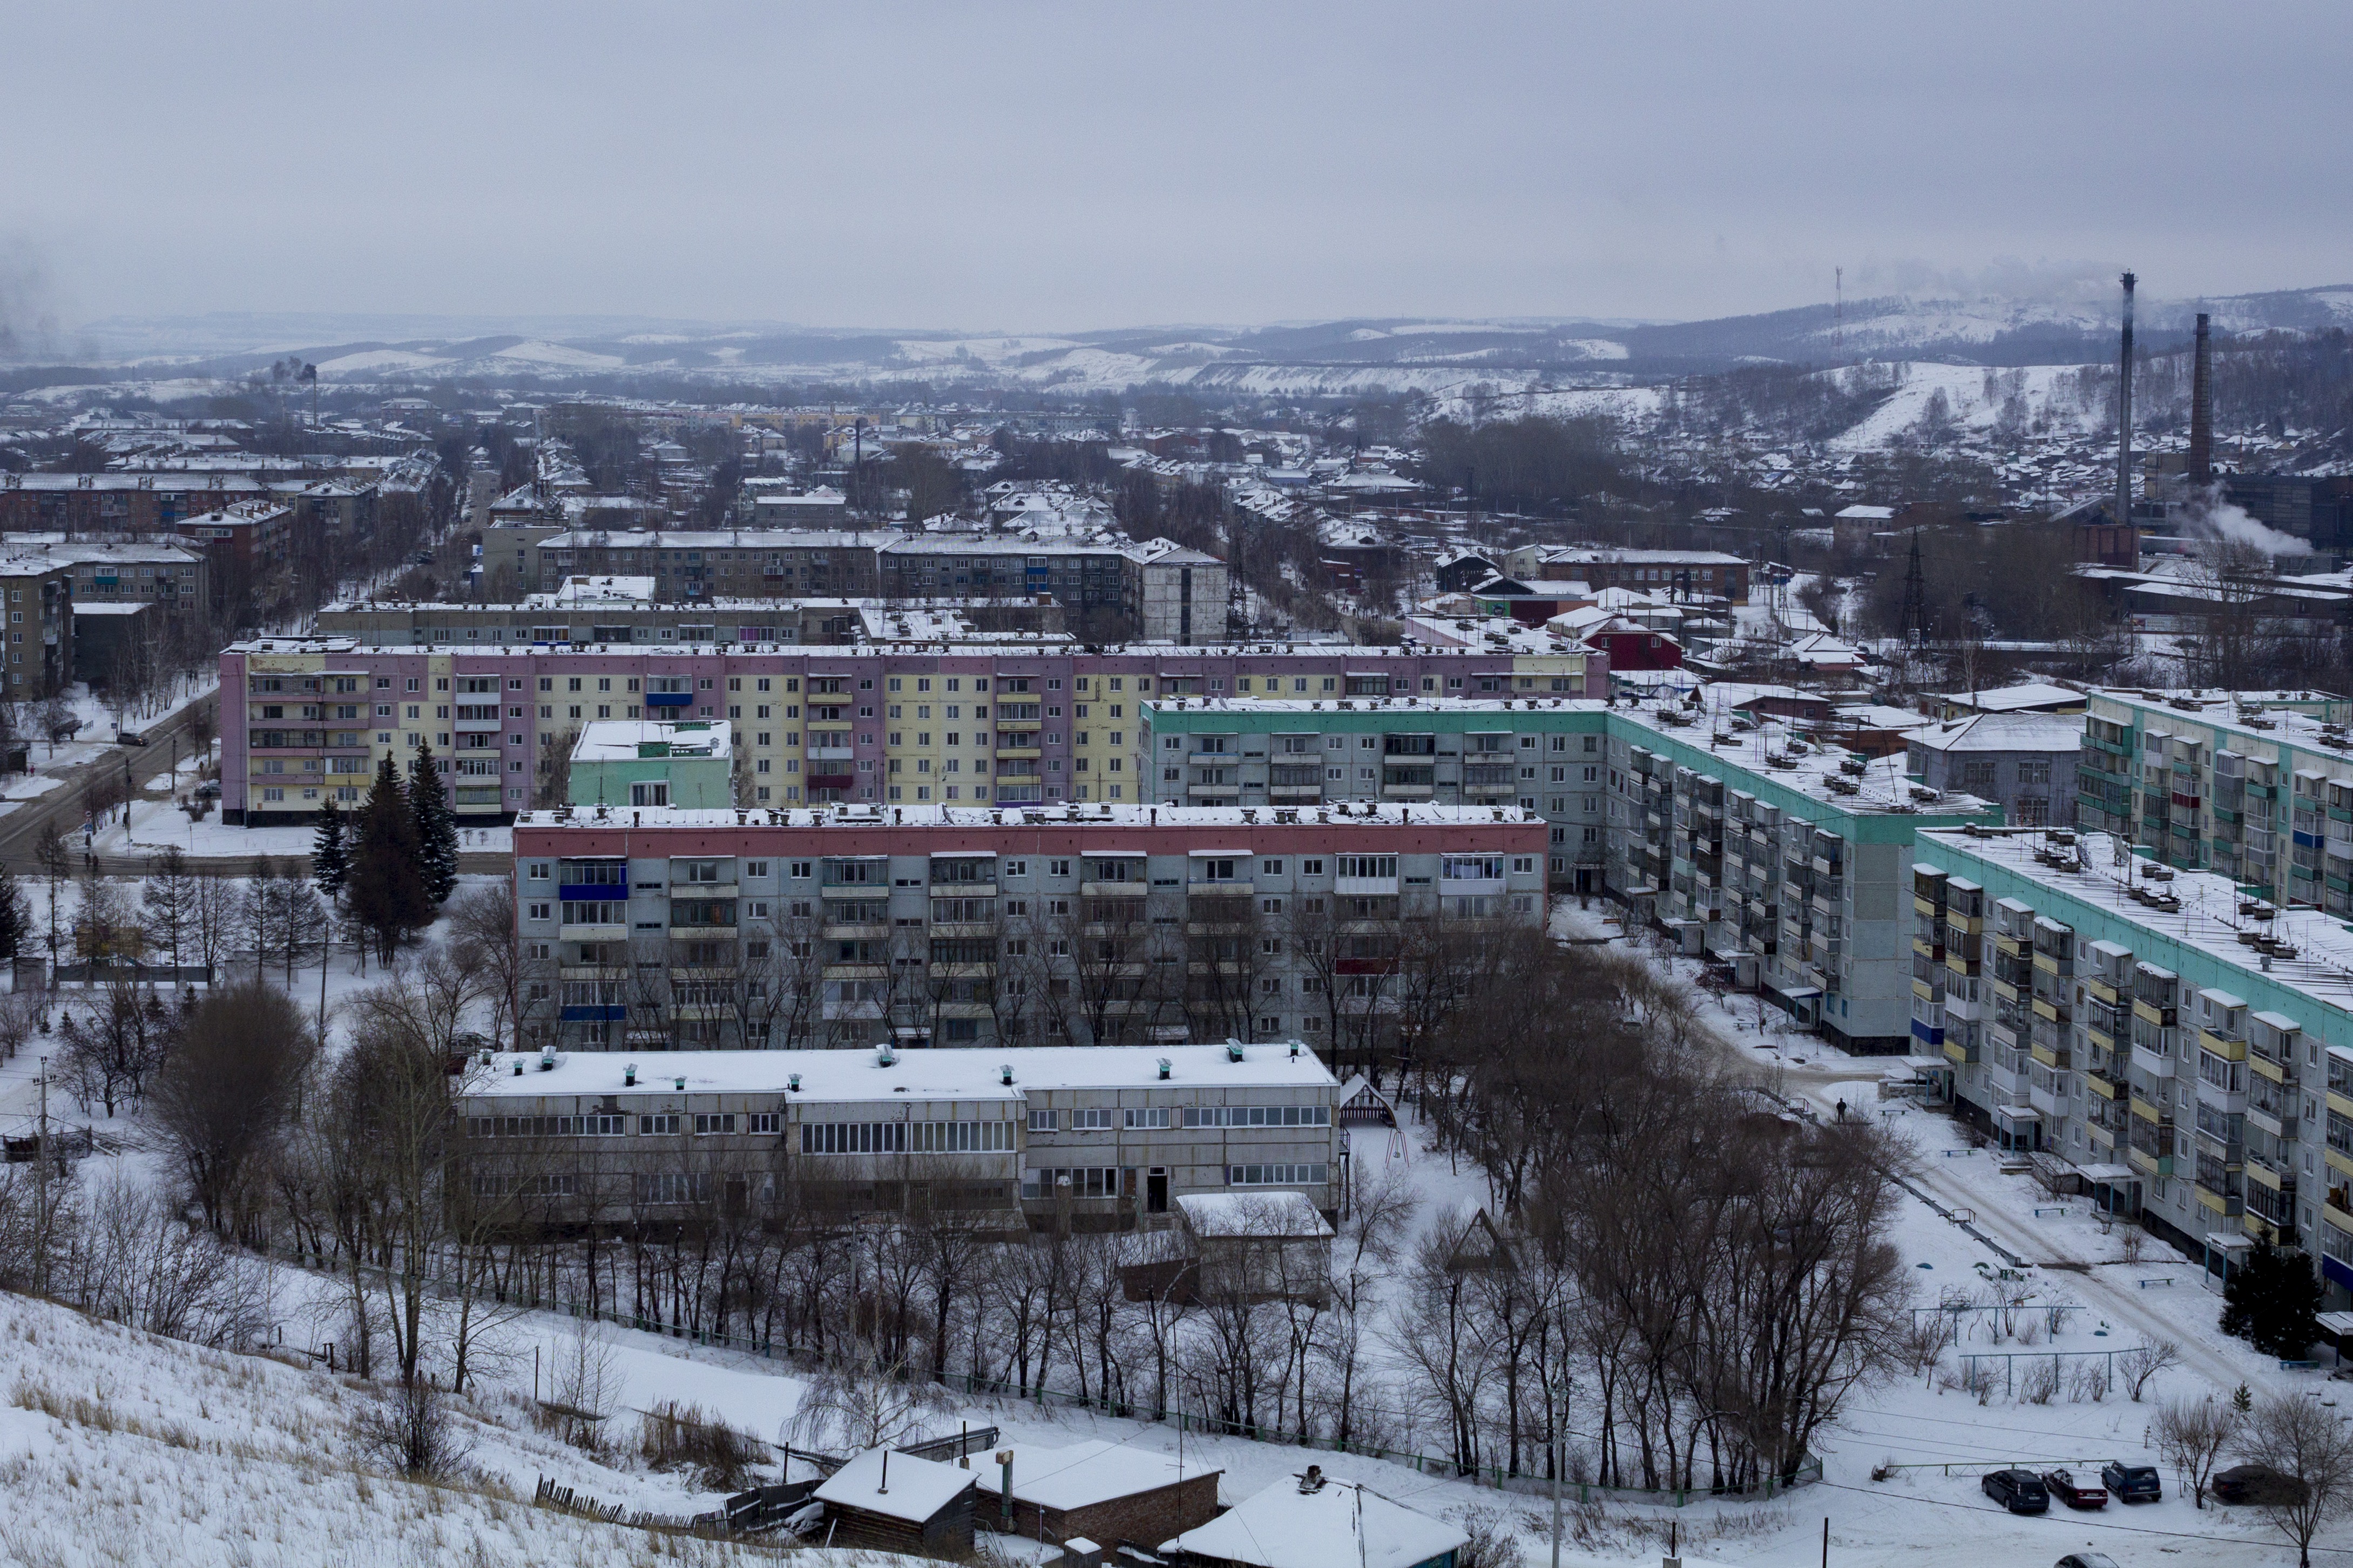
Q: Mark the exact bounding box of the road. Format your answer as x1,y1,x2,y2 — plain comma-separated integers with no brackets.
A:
0,691,220,875
1712,1027,2252,1394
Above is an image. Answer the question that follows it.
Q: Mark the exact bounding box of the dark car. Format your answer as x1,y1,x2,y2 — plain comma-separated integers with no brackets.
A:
2101,1462,2160,1502
2041,1469,2107,1510
114,729,147,747
194,780,221,799
1983,1468,2050,1514
2214,1463,2309,1506
2057,1555,2121,1568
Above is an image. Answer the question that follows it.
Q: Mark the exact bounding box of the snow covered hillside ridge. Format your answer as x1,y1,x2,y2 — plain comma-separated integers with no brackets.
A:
43,283,2353,392
0,1285,925,1568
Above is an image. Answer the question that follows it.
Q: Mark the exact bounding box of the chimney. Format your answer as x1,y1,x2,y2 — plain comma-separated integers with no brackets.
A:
2115,271,2136,527
2190,311,2214,486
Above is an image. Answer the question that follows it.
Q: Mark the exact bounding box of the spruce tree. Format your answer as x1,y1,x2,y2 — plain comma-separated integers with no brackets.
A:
0,866,29,963
407,741,460,907
311,797,350,901
349,756,430,963
2220,1233,2323,1359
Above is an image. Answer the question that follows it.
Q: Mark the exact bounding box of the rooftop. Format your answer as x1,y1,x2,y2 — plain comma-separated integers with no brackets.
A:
569,719,731,762
1176,1191,1334,1239
1917,826,2353,1021
462,1041,1340,1103
1168,1476,1468,1568
1905,712,2086,754
1613,700,1998,818
813,1448,976,1525
516,800,1541,831
1939,681,2087,714
978,1441,1216,1511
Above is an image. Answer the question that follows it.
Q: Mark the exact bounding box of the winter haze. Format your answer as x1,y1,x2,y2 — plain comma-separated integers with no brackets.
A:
5,0,2353,347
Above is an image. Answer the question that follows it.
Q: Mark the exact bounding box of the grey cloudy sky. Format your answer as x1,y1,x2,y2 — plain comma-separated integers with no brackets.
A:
6,0,2350,336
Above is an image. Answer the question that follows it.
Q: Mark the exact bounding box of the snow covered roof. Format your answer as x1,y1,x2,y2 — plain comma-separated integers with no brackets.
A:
517,800,1539,830
1169,1476,1467,1568
1905,713,2085,754
462,1041,1340,1104
815,1448,976,1524
978,1441,1216,1511
1937,681,2085,714
1176,1192,1334,1240
570,719,730,762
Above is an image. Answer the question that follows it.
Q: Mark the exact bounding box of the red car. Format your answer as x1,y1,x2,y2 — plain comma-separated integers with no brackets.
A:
2041,1469,2108,1510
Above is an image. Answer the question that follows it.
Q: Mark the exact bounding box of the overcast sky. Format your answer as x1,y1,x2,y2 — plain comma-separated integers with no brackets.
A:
6,1,2350,341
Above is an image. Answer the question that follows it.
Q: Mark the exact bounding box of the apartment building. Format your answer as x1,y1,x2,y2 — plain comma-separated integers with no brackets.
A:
167,499,293,588
1917,824,2353,1301
1137,697,1611,892
0,471,268,533
313,588,1066,648
1605,702,2000,1050
455,1041,1343,1232
0,556,75,698
511,802,1546,1056
531,528,895,598
217,639,1600,826
877,537,1229,643
2073,688,2353,913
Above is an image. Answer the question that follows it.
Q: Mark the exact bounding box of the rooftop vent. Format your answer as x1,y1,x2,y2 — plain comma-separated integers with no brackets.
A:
624,1062,637,1087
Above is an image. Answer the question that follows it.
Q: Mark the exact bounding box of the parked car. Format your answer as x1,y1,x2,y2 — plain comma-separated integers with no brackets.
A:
410,549,434,565
2101,1462,2161,1503
194,779,221,800
115,729,146,747
2041,1469,2107,1509
2057,1555,2121,1568
1982,1468,2050,1514
2213,1463,2309,1506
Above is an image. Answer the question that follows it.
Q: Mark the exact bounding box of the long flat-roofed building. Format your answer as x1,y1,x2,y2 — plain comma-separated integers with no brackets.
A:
457,1040,1344,1232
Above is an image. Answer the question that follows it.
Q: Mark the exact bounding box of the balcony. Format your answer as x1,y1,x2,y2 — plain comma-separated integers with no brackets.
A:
559,920,628,943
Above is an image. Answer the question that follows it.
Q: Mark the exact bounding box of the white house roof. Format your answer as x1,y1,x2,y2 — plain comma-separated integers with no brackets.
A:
1176,1191,1334,1240
1168,1477,1467,1568
978,1441,1214,1511
814,1447,977,1524
1906,713,2086,754
1938,681,2085,714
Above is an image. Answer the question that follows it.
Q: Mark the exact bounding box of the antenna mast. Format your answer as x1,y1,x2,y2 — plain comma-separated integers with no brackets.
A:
1834,266,1843,358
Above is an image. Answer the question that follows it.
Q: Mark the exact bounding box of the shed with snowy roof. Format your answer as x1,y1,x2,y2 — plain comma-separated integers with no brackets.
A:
978,1440,1222,1547
813,1445,979,1555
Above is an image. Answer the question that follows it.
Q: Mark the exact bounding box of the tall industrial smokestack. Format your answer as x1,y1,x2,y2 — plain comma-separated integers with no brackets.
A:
2190,311,2213,485
2115,271,2135,527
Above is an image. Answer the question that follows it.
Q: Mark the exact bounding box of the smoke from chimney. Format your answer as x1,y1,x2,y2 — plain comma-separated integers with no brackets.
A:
2115,271,2135,527
2190,311,2213,485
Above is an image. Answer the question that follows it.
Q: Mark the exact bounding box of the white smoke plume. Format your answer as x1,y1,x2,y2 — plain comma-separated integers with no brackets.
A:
2181,484,2311,559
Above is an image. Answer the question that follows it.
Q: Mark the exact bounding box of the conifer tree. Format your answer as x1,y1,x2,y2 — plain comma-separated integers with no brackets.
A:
407,741,460,907
0,866,29,963
2221,1232,2324,1360
349,756,430,963
312,797,350,901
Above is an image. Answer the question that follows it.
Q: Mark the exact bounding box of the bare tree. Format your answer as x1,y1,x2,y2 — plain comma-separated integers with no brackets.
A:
2236,1392,2353,1566
146,980,313,1240
2118,1339,2181,1402
2152,1395,2244,1509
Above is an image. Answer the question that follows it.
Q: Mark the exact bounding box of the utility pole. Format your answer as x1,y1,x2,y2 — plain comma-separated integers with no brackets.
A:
32,1054,49,1296
1897,527,1929,692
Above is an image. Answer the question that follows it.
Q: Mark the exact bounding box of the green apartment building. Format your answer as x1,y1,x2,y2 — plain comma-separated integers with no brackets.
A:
1918,823,2353,1301
2075,688,2353,911
1140,695,2002,1050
